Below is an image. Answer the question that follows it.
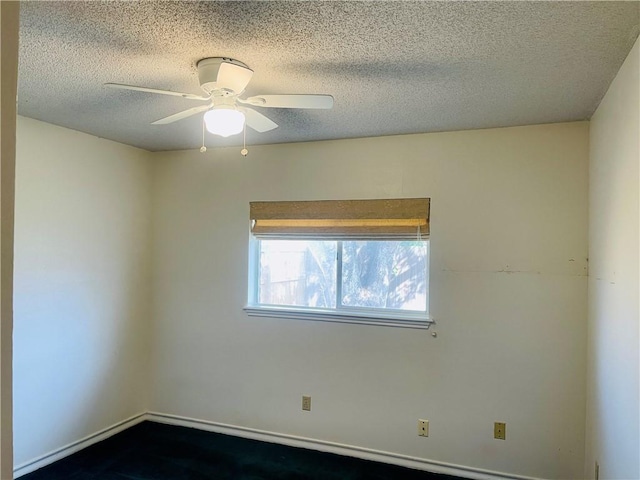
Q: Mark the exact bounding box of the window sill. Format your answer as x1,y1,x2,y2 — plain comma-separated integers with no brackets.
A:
243,305,434,329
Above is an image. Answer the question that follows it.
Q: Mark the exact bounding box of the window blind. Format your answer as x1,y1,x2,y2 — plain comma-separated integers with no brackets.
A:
249,198,430,240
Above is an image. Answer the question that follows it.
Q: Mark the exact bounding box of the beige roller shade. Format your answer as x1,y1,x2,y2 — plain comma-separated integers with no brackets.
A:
250,198,430,239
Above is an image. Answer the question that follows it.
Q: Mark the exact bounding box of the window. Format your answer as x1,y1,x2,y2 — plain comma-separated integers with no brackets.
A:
245,199,432,328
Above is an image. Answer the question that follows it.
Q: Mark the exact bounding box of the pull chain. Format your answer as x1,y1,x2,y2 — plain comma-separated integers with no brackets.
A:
241,123,248,156
200,117,207,153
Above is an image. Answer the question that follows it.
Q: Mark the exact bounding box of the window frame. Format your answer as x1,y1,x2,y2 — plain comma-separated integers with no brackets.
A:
244,236,433,329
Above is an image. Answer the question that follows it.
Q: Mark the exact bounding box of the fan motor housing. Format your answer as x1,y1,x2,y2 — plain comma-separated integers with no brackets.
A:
197,57,253,95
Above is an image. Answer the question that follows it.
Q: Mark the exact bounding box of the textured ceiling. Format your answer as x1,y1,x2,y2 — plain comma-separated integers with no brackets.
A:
18,1,640,152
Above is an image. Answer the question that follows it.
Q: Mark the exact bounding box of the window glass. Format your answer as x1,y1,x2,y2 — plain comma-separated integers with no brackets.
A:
341,241,428,311
258,240,337,308
255,239,428,316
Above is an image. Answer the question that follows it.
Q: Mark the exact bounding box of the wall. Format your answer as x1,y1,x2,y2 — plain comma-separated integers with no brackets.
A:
150,122,589,479
0,2,19,477
585,39,639,480
13,117,153,468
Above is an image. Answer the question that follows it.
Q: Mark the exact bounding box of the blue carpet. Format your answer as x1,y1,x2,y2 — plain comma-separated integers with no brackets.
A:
21,421,464,479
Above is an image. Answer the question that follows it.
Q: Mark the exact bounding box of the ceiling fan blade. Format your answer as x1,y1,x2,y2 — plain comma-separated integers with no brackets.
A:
105,83,209,101
240,94,334,109
152,104,211,125
242,108,278,132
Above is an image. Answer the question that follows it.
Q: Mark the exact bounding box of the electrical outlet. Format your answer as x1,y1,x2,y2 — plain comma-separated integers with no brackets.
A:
418,419,429,437
302,395,311,411
494,422,506,440
595,461,599,480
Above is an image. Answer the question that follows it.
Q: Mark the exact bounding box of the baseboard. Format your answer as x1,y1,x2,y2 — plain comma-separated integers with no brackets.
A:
13,412,147,478
146,411,543,480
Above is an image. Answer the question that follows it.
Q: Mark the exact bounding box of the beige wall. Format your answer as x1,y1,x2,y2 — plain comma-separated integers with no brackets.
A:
150,122,589,479
1,2,19,478
585,38,640,480
12,117,153,469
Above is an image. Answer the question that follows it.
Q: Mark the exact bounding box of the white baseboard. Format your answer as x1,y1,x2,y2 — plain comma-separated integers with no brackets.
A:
146,411,543,480
13,412,147,478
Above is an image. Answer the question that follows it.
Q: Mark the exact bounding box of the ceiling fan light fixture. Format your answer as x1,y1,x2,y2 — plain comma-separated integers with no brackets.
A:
204,107,245,137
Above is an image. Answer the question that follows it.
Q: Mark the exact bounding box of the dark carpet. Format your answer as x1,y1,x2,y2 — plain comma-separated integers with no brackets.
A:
21,421,463,479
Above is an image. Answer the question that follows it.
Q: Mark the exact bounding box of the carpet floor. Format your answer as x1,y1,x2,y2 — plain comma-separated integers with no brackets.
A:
20,421,464,479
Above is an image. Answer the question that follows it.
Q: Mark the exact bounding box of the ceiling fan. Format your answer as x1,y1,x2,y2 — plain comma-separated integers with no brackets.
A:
105,57,334,138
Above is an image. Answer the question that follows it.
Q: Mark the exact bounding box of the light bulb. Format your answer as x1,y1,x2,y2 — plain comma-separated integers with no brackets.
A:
203,107,245,137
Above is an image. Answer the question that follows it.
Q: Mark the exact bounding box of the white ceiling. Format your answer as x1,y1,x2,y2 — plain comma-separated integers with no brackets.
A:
18,1,640,152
